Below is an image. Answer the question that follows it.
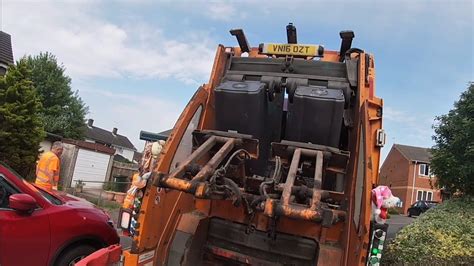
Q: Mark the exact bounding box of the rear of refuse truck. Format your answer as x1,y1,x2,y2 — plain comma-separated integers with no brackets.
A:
87,24,386,266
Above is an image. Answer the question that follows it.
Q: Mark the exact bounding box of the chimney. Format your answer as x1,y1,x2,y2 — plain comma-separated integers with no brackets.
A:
87,119,94,127
112,127,118,135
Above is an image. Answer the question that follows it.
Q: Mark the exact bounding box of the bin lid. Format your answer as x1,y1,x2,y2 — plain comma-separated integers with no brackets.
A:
294,85,344,101
215,81,265,94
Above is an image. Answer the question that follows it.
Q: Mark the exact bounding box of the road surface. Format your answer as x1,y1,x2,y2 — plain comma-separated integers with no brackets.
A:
386,214,415,240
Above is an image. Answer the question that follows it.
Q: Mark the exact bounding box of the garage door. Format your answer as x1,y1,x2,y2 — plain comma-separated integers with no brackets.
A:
72,149,111,188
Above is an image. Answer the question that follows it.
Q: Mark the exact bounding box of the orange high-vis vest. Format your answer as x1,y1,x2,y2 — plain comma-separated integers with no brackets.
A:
123,173,140,209
35,151,60,191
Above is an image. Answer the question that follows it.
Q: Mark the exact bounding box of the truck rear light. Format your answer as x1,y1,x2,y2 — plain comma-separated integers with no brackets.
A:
376,129,386,147
367,223,388,265
118,208,132,231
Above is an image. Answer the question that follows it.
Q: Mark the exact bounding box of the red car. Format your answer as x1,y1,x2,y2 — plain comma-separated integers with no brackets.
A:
0,163,119,266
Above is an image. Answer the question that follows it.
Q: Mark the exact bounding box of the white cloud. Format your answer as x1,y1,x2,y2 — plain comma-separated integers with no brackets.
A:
176,1,248,22
384,107,416,123
80,87,183,150
3,0,215,85
385,106,434,134
381,106,436,163
1,0,216,151
207,2,236,21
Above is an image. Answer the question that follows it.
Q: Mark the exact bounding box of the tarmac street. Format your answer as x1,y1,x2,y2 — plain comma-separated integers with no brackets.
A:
386,215,415,240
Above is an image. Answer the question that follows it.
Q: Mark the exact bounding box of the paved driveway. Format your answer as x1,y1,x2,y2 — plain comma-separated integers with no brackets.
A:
386,214,415,240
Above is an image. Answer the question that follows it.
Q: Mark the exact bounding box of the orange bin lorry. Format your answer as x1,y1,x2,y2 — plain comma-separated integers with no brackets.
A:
81,24,386,266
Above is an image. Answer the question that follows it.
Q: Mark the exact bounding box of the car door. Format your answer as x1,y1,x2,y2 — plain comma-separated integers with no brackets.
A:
408,202,417,215
419,201,429,214
413,201,421,216
0,174,51,266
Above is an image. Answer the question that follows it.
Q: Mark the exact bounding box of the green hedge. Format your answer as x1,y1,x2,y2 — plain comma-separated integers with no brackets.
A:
383,197,474,264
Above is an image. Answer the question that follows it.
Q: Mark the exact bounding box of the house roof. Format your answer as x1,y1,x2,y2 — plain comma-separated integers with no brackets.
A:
0,31,14,66
114,154,131,163
46,132,62,141
63,139,116,155
394,144,432,163
133,151,143,163
85,126,136,150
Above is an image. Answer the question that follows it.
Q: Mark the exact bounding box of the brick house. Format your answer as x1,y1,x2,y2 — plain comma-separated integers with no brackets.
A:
379,144,442,214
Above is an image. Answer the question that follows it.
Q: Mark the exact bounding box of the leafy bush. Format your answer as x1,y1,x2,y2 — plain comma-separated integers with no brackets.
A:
383,197,474,264
102,181,113,191
0,60,45,178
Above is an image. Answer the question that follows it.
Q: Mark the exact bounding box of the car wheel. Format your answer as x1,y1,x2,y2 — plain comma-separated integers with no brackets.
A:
55,244,96,266
408,211,412,217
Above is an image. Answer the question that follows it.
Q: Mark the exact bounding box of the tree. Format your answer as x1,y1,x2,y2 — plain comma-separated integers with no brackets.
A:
0,59,45,177
24,52,88,139
431,83,474,196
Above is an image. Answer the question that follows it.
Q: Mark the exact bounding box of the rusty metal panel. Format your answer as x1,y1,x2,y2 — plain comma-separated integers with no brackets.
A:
168,211,210,266
168,231,192,266
193,130,259,159
206,218,318,265
353,127,365,231
318,244,342,266
176,212,206,234
281,148,301,205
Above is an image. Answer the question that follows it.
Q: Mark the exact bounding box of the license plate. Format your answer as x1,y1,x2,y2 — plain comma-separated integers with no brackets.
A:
260,43,322,57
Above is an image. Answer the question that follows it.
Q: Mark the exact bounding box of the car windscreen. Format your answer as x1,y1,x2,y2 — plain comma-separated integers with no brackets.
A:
22,180,63,205
1,162,63,206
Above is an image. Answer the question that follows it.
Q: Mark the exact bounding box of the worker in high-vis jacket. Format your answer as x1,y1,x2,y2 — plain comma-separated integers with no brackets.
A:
35,141,64,191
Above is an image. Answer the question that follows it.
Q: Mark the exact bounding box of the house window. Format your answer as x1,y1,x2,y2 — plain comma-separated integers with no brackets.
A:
419,164,430,176
416,190,433,201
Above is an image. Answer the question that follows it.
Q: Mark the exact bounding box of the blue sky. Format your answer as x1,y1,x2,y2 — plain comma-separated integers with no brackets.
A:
2,0,473,161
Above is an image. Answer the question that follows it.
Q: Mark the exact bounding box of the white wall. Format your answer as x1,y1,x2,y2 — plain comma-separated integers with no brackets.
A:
113,145,135,161
122,148,135,161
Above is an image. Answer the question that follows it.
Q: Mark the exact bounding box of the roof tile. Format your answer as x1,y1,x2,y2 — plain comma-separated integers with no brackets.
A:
394,144,432,163
0,31,14,66
85,125,136,150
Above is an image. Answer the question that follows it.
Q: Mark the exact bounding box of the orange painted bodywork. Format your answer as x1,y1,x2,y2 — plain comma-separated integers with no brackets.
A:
123,43,383,266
